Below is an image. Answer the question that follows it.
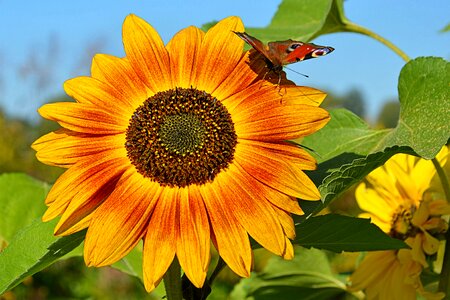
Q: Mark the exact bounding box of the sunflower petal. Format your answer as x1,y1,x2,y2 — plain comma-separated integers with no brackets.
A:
90,54,149,108
32,129,124,167
48,152,130,235
200,182,252,277
38,102,127,134
166,26,204,88
143,188,179,292
193,16,244,93
217,164,286,256
84,170,161,266
176,186,210,288
233,102,330,141
223,84,326,113
122,14,172,93
212,52,259,100
234,143,320,200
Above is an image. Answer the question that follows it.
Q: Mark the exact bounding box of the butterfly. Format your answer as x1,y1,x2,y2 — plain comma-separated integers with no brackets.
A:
234,32,334,84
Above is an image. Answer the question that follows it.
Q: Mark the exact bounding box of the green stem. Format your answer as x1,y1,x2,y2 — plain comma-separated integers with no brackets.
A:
208,257,227,285
434,157,450,296
433,158,450,203
163,257,182,300
345,22,410,63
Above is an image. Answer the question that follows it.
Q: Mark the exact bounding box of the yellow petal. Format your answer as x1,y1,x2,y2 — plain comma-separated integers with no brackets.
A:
122,14,172,93
166,26,204,88
143,188,179,292
176,186,210,288
193,16,244,94
200,181,252,277
84,171,161,266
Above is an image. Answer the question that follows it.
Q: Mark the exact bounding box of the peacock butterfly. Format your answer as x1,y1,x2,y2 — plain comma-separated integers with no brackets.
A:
234,31,334,83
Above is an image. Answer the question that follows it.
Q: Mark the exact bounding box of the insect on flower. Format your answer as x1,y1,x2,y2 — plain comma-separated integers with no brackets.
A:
234,31,334,86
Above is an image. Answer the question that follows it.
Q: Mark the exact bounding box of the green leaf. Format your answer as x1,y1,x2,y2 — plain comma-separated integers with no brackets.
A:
112,242,143,280
245,0,334,42
440,22,450,33
300,109,390,163
0,173,50,243
230,247,356,300
382,57,450,159
301,57,449,212
0,219,85,294
294,214,407,252
310,0,350,39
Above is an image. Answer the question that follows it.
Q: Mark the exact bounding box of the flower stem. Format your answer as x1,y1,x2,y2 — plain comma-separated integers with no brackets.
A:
433,158,450,203
345,22,410,63
208,257,227,285
433,157,450,295
163,257,182,300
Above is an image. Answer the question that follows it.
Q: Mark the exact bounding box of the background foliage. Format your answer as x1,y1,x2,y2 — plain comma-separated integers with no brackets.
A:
0,0,449,299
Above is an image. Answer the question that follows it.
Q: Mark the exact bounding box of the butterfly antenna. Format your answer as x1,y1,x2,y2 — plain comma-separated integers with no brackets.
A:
284,66,309,78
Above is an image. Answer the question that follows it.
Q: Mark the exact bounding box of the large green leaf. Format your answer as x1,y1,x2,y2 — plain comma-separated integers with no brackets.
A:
230,247,356,300
0,219,85,294
382,57,450,158
293,214,407,252
0,173,50,243
245,0,333,42
301,57,449,213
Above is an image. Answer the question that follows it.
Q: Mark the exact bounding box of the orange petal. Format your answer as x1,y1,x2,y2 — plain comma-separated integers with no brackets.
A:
166,26,204,88
193,16,244,94
84,170,161,266
212,52,259,100
223,84,325,113
272,208,296,240
199,181,252,277
234,142,321,200
238,139,317,171
233,101,330,141
122,14,172,93
143,187,179,292
64,76,135,118
38,102,127,134
90,54,150,108
176,186,210,288
216,164,286,256
32,129,124,167
46,151,130,234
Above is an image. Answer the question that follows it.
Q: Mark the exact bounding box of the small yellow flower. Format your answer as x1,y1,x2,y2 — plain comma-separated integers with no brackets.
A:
349,146,449,299
32,15,330,291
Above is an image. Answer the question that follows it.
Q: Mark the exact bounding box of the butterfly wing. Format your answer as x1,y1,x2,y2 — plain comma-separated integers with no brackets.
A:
269,40,334,65
233,32,272,61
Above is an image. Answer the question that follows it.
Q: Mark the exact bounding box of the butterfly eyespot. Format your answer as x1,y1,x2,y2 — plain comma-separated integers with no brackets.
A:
287,43,303,53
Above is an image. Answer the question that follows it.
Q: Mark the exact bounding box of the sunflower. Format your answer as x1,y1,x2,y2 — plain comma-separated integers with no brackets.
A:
349,147,449,300
32,15,330,292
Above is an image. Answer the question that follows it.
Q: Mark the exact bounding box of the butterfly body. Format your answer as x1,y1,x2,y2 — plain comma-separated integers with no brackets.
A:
234,31,334,75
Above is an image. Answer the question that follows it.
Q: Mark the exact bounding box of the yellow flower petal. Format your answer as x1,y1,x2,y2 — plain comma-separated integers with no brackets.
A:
122,14,172,93
166,26,204,88
193,16,244,93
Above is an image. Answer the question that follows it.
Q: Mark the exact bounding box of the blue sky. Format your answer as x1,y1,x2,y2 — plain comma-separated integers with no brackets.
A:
0,0,449,121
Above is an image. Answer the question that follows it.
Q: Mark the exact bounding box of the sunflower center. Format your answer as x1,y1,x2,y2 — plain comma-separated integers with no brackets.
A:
125,87,237,187
390,204,419,239
158,114,206,155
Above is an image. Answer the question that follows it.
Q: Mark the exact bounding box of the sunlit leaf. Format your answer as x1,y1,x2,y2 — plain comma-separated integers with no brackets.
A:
301,57,449,213
440,22,450,33
0,173,49,243
245,0,334,42
230,247,356,300
294,214,407,252
382,57,450,158
0,219,85,294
